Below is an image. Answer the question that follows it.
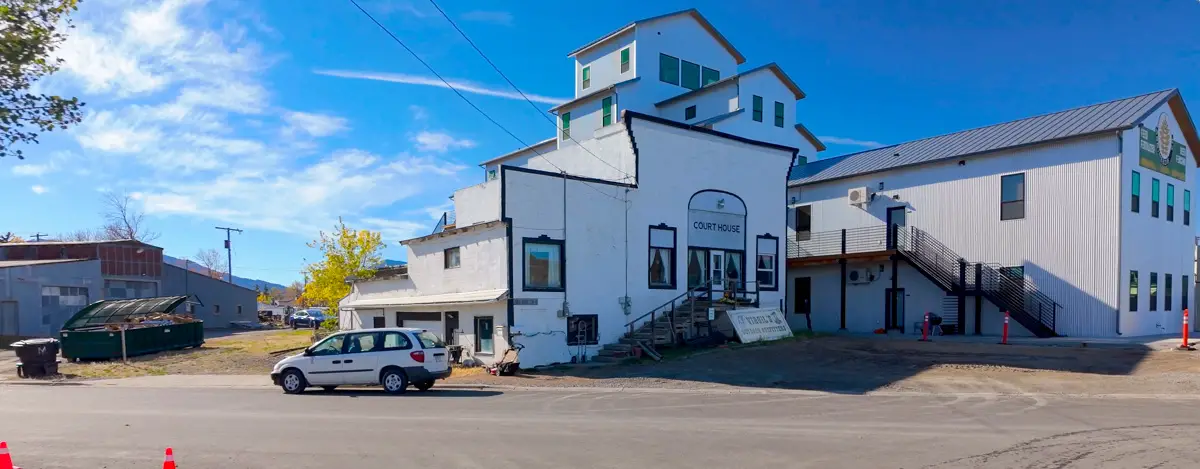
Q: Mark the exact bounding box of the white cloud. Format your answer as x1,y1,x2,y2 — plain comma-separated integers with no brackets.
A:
818,136,885,149
461,10,514,26
407,200,454,220
408,105,428,121
75,111,163,153
283,111,349,137
413,131,476,153
314,69,568,105
12,163,57,177
31,185,48,194
360,218,427,242
388,154,466,176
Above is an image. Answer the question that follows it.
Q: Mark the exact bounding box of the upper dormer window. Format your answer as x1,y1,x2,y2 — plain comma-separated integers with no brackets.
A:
752,95,763,122
702,67,719,86
582,66,591,89
620,48,630,73
659,53,680,85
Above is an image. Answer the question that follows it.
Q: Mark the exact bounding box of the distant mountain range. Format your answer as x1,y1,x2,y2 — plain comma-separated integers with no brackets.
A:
161,256,406,292
163,255,286,291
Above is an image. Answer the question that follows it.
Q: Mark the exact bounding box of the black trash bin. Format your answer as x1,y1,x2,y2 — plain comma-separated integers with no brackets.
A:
11,338,61,378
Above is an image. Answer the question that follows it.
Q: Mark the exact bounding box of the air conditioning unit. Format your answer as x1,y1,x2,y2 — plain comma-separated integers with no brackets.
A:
848,187,869,207
847,268,878,284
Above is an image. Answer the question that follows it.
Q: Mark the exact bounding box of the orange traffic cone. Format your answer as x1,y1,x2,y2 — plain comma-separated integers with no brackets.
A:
0,441,17,469
162,447,175,469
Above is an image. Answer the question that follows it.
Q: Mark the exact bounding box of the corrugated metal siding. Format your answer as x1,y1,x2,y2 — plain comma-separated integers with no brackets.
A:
791,89,1175,186
790,134,1122,337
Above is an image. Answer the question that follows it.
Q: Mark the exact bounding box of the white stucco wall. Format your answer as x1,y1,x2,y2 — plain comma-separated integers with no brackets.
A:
1118,101,1196,336
632,15,737,108
514,116,636,184
788,134,1123,337
504,115,794,367
453,180,500,226
404,224,508,295
715,70,806,152
656,81,738,124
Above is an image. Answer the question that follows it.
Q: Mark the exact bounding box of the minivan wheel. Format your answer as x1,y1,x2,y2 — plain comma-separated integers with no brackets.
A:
281,369,306,394
414,381,434,392
381,369,408,394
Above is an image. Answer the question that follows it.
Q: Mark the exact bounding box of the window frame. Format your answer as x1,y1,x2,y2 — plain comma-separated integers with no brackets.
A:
1129,270,1138,312
380,331,413,351
658,53,679,85
561,112,570,140
1000,172,1026,221
701,67,719,86
567,314,599,346
684,105,696,121
774,101,785,128
601,96,613,127
1150,272,1158,311
1185,190,1192,225
581,66,590,89
795,205,813,241
522,235,566,292
1152,178,1160,218
344,331,381,355
755,234,779,291
680,60,700,90
443,246,461,269
1166,273,1173,311
1131,171,1141,213
647,224,677,290
475,316,495,355
752,95,763,122
619,48,630,73
309,334,346,356
1167,183,1175,222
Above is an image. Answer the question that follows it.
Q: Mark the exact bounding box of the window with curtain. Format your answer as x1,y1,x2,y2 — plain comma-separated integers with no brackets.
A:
648,225,675,289
524,238,564,291
687,248,708,289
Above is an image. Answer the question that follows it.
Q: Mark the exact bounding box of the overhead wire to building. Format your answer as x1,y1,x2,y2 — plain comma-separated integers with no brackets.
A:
346,0,627,203
424,0,636,183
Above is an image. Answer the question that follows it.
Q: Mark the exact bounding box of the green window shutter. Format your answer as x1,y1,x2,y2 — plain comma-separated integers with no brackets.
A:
702,67,719,86
620,48,630,73
581,66,590,89
774,101,785,128
681,60,700,90
602,96,613,126
561,112,571,139
659,54,679,85
752,95,763,122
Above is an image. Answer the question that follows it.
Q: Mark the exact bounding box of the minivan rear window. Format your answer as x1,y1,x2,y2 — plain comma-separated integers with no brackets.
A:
416,331,445,349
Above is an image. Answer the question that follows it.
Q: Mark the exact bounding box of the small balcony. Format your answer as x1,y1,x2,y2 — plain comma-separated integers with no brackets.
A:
431,211,457,235
787,225,893,266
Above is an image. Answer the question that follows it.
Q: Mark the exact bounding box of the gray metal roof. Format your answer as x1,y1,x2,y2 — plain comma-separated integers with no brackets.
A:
790,89,1179,186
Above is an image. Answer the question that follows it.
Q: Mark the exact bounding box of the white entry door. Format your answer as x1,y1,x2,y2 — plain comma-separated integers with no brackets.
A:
709,250,725,295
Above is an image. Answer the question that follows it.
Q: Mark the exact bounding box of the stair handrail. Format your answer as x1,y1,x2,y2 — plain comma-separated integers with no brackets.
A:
625,278,713,339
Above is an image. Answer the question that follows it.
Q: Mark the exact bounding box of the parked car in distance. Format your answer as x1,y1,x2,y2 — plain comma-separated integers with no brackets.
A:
271,327,450,394
288,310,325,329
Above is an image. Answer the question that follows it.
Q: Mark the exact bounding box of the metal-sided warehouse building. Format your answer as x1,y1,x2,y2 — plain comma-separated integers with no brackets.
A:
785,89,1199,339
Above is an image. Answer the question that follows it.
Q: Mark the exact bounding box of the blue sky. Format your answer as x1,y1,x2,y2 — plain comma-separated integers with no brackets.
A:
3,0,1199,285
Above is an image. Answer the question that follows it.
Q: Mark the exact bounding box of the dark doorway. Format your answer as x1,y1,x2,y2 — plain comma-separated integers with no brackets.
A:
886,206,907,248
444,311,459,345
372,316,385,328
885,288,905,330
794,277,811,315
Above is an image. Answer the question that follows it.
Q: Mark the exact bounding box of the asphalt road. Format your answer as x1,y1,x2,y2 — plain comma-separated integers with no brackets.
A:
1,385,1199,468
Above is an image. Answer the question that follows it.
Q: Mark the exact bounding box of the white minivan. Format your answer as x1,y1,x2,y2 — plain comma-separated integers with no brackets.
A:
271,328,451,394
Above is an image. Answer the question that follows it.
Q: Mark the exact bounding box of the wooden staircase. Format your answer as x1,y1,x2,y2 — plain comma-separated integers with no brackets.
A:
597,290,746,362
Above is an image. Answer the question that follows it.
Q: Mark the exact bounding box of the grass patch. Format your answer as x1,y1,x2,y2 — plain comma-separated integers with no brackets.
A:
59,330,315,380
205,329,313,354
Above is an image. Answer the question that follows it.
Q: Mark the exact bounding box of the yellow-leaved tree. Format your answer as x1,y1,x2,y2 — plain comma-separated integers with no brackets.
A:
303,218,384,326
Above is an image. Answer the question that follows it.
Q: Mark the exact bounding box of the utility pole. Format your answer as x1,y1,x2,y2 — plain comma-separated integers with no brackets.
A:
29,233,48,241
214,226,243,283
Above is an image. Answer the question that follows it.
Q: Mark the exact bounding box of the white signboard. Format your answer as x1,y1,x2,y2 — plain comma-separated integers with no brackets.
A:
727,307,792,343
688,209,744,250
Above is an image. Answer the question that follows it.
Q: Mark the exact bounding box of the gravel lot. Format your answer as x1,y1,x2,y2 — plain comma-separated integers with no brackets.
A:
447,335,1200,396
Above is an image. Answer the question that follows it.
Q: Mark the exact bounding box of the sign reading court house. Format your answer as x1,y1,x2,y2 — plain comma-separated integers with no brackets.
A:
688,190,747,251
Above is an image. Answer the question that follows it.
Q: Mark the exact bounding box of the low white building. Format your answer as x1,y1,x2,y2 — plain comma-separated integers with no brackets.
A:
785,89,1199,339
340,9,817,367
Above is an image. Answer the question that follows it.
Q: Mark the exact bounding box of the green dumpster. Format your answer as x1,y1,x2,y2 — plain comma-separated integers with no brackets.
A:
60,296,204,360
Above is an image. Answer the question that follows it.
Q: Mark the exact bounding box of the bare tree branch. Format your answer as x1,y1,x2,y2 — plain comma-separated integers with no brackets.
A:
100,192,158,242
194,248,227,279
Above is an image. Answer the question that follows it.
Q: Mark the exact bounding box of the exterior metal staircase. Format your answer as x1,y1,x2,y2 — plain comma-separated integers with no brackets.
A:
891,226,1059,338
596,280,754,362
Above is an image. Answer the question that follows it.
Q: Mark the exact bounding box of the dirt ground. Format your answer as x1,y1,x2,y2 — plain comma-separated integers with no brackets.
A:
446,335,1200,396
52,329,315,379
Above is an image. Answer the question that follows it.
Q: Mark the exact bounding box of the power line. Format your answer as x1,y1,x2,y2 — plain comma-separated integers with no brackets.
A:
346,0,627,203
425,0,635,182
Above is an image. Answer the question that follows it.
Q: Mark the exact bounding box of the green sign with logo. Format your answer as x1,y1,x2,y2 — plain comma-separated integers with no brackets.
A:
1138,113,1188,181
